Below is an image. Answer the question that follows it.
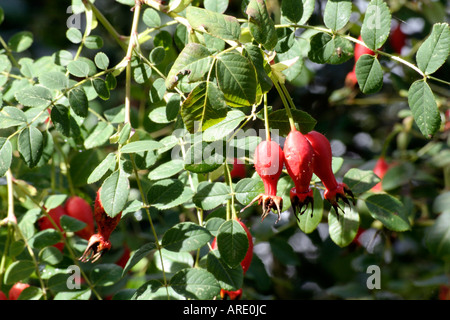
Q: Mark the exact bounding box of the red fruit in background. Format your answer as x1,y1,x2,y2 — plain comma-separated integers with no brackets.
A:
371,156,390,192
354,35,375,61
65,196,95,240
345,68,358,88
37,205,66,251
230,158,246,179
439,285,450,300
304,131,355,213
79,188,122,263
389,24,406,54
241,140,284,222
0,291,7,300
283,129,315,217
346,36,375,88
8,282,30,300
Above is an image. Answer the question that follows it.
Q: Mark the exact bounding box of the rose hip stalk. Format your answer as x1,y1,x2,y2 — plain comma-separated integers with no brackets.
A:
283,129,315,217
241,139,284,223
80,188,122,263
304,131,355,213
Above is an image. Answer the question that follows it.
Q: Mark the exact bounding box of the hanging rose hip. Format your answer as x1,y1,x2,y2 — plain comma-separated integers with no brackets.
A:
283,129,315,217
79,187,122,263
304,131,355,213
241,139,284,223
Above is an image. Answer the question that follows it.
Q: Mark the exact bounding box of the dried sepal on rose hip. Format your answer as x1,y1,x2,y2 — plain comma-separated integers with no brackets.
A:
304,131,355,213
79,188,122,263
241,139,284,223
283,129,315,218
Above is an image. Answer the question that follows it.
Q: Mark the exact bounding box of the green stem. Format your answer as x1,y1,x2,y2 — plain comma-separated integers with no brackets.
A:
263,93,271,141
131,156,170,298
272,76,296,132
224,162,237,220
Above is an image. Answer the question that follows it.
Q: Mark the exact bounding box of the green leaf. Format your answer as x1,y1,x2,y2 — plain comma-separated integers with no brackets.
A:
51,105,71,137
297,188,323,234
70,150,103,187
328,205,360,247
120,140,164,153
40,247,63,265
30,229,62,249
416,23,450,75
380,162,415,191
186,6,240,41
4,260,35,285
365,194,410,231
149,78,166,103
68,88,88,118
90,264,122,286
162,222,212,252
204,0,229,13
84,35,103,50
39,71,69,90
243,44,272,94
100,169,130,217
203,110,246,142
122,242,156,276
165,43,212,90
87,153,116,184
323,0,352,31
246,0,278,50
15,85,53,109
184,140,224,174
0,106,28,129
67,60,90,77
216,53,257,107
268,108,316,136
18,126,43,168
361,0,391,50
207,250,243,291
193,181,231,211
425,212,450,257
84,121,114,149
355,54,383,94
170,268,220,300
217,219,249,268
8,31,33,52
148,179,194,210
0,138,12,177
343,168,380,195
235,177,265,206
407,79,441,138
281,0,315,25
66,28,83,44
308,33,354,65
60,215,86,233
154,248,194,273
180,81,228,133
143,8,161,27
94,52,110,70
92,78,110,100
148,159,184,180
